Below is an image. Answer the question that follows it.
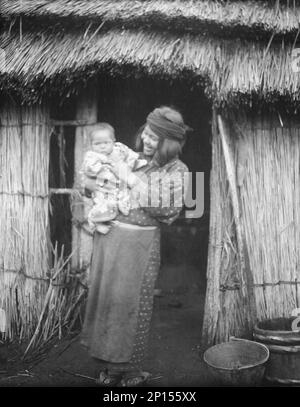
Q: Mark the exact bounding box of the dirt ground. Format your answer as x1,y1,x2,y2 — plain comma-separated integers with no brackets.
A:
0,262,217,387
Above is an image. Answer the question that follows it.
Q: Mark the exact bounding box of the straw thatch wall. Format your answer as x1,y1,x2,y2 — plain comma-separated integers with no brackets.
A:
0,103,50,340
202,110,300,346
238,114,300,320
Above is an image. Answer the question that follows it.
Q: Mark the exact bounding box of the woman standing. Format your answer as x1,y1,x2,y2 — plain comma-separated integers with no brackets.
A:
81,106,190,386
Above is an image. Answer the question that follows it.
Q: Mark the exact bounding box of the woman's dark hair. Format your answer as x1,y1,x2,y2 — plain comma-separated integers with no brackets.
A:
135,106,186,166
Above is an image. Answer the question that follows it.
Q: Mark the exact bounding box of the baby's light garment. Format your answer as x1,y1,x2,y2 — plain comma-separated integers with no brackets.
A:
80,142,147,232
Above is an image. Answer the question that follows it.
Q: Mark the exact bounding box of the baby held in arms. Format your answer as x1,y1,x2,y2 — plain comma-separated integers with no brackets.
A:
80,123,147,234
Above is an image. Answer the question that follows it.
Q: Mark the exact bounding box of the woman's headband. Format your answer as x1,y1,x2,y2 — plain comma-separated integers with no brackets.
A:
146,108,189,141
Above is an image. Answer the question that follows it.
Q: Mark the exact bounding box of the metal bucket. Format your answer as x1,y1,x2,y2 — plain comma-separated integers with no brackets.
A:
254,317,300,385
203,338,269,386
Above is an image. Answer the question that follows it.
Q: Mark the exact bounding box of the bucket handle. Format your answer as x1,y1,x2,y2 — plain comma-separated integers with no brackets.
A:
291,316,300,332
229,336,248,342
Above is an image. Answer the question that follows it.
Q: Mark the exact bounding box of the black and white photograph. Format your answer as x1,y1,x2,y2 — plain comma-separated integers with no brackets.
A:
0,0,299,396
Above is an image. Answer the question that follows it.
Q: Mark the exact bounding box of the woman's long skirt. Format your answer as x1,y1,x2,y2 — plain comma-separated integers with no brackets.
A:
81,222,160,371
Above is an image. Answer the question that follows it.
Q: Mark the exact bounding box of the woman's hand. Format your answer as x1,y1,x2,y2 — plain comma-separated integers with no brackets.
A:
71,189,84,200
110,161,137,187
83,176,97,195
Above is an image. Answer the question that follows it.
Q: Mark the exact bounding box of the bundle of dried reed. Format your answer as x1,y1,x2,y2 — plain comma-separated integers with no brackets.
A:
0,103,50,341
202,111,253,346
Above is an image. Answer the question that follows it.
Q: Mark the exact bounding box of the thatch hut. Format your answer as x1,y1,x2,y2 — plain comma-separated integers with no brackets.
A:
0,0,300,348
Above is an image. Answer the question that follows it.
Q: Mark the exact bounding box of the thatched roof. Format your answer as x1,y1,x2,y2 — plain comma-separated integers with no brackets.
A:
1,29,299,104
0,0,300,107
1,0,299,39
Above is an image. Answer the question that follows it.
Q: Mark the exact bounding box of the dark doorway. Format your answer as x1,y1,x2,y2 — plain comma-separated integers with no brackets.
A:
96,75,211,298
48,76,211,303
49,99,76,257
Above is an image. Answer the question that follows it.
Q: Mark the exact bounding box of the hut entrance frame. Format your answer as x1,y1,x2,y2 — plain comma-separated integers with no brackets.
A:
48,77,212,340
49,84,98,273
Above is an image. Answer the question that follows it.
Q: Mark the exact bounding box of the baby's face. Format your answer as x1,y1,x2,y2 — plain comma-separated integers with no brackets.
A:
91,130,114,155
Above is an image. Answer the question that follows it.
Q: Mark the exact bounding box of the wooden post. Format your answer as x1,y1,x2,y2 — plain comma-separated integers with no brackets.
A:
71,84,98,271
201,112,222,347
202,110,255,346
217,115,246,296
